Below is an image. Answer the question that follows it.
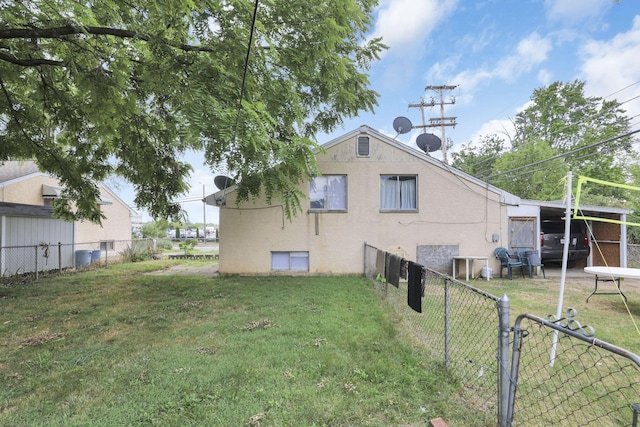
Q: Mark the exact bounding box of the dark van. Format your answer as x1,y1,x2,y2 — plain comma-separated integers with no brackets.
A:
540,220,590,267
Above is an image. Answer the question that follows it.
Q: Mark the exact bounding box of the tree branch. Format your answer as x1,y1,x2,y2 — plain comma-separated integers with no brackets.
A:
0,25,215,53
0,51,63,66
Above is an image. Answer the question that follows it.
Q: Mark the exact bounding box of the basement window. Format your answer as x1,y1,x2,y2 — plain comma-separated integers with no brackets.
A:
271,251,309,271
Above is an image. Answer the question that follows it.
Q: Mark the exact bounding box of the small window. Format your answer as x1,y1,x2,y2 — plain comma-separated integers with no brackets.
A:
272,252,309,271
380,175,418,211
357,136,370,157
310,175,347,211
100,240,115,251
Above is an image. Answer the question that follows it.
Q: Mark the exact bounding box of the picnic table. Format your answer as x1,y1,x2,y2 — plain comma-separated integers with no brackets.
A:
583,266,639,302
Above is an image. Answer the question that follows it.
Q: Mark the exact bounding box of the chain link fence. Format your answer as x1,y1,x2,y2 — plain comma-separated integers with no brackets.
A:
0,239,157,282
364,242,640,427
511,312,640,426
628,244,640,268
364,242,501,425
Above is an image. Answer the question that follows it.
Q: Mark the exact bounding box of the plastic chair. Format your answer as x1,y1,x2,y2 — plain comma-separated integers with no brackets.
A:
494,247,525,279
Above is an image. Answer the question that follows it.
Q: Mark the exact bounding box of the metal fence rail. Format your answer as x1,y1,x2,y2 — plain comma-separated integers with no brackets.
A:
510,312,640,426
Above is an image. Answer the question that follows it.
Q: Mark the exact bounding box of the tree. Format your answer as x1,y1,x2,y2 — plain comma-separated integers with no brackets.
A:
512,80,634,200
454,80,637,203
141,220,171,239
0,1,385,223
491,138,568,200
451,135,504,178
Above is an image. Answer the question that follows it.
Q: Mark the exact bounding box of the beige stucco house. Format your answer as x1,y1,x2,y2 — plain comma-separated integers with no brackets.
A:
207,125,522,276
0,160,136,245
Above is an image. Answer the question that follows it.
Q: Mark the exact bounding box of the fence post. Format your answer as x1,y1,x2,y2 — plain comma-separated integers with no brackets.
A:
58,242,62,272
444,278,450,367
497,294,511,427
35,245,39,281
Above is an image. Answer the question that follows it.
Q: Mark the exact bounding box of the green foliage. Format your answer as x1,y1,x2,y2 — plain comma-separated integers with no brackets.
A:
511,80,635,199
0,0,386,223
155,239,174,251
179,238,198,255
141,220,171,238
492,139,568,200
451,135,505,178
454,80,637,205
120,241,153,262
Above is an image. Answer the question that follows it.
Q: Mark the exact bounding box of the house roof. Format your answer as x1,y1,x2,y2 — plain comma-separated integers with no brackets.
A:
0,160,42,184
521,199,632,215
205,124,523,206
0,160,133,212
0,201,55,218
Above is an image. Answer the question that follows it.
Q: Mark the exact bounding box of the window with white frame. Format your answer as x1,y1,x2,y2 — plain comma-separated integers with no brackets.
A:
309,175,347,211
271,251,309,271
380,175,417,211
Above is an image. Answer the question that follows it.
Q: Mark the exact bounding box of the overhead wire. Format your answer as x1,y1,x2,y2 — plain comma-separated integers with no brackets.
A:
474,86,640,179
484,128,640,180
232,0,260,142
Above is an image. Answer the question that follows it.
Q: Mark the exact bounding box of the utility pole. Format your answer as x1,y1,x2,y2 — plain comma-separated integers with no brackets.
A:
409,85,458,163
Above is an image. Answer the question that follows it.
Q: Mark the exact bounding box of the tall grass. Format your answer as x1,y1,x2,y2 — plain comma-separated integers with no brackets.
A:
0,261,481,426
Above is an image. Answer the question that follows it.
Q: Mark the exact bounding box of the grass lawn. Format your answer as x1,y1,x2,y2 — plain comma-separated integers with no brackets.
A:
475,266,640,353
0,260,484,426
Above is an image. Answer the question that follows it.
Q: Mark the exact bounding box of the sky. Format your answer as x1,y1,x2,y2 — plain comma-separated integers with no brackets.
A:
119,0,640,225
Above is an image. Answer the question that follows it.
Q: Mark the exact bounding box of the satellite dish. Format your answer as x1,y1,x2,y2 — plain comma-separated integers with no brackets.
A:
214,175,234,190
416,133,442,153
392,116,413,135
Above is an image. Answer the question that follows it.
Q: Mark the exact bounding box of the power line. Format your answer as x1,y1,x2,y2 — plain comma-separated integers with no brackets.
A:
604,80,640,99
484,128,640,180
232,0,260,145
473,91,640,178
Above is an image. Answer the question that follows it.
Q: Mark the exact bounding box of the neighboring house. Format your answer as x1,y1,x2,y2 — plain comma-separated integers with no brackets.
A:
0,201,75,276
206,125,521,275
0,160,136,247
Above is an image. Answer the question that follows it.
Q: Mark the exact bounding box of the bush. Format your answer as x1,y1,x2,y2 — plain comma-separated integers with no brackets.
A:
179,238,198,255
121,240,153,262
155,239,174,251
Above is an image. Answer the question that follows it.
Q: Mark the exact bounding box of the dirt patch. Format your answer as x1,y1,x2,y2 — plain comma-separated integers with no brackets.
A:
20,331,65,347
145,263,219,276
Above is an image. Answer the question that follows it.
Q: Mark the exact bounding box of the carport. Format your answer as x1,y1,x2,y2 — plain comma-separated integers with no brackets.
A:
507,200,632,268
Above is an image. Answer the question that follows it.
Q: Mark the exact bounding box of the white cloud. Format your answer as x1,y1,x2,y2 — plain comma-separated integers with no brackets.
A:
579,15,640,119
495,33,552,81
448,32,552,91
537,69,552,85
545,0,612,26
467,119,514,146
370,0,458,58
